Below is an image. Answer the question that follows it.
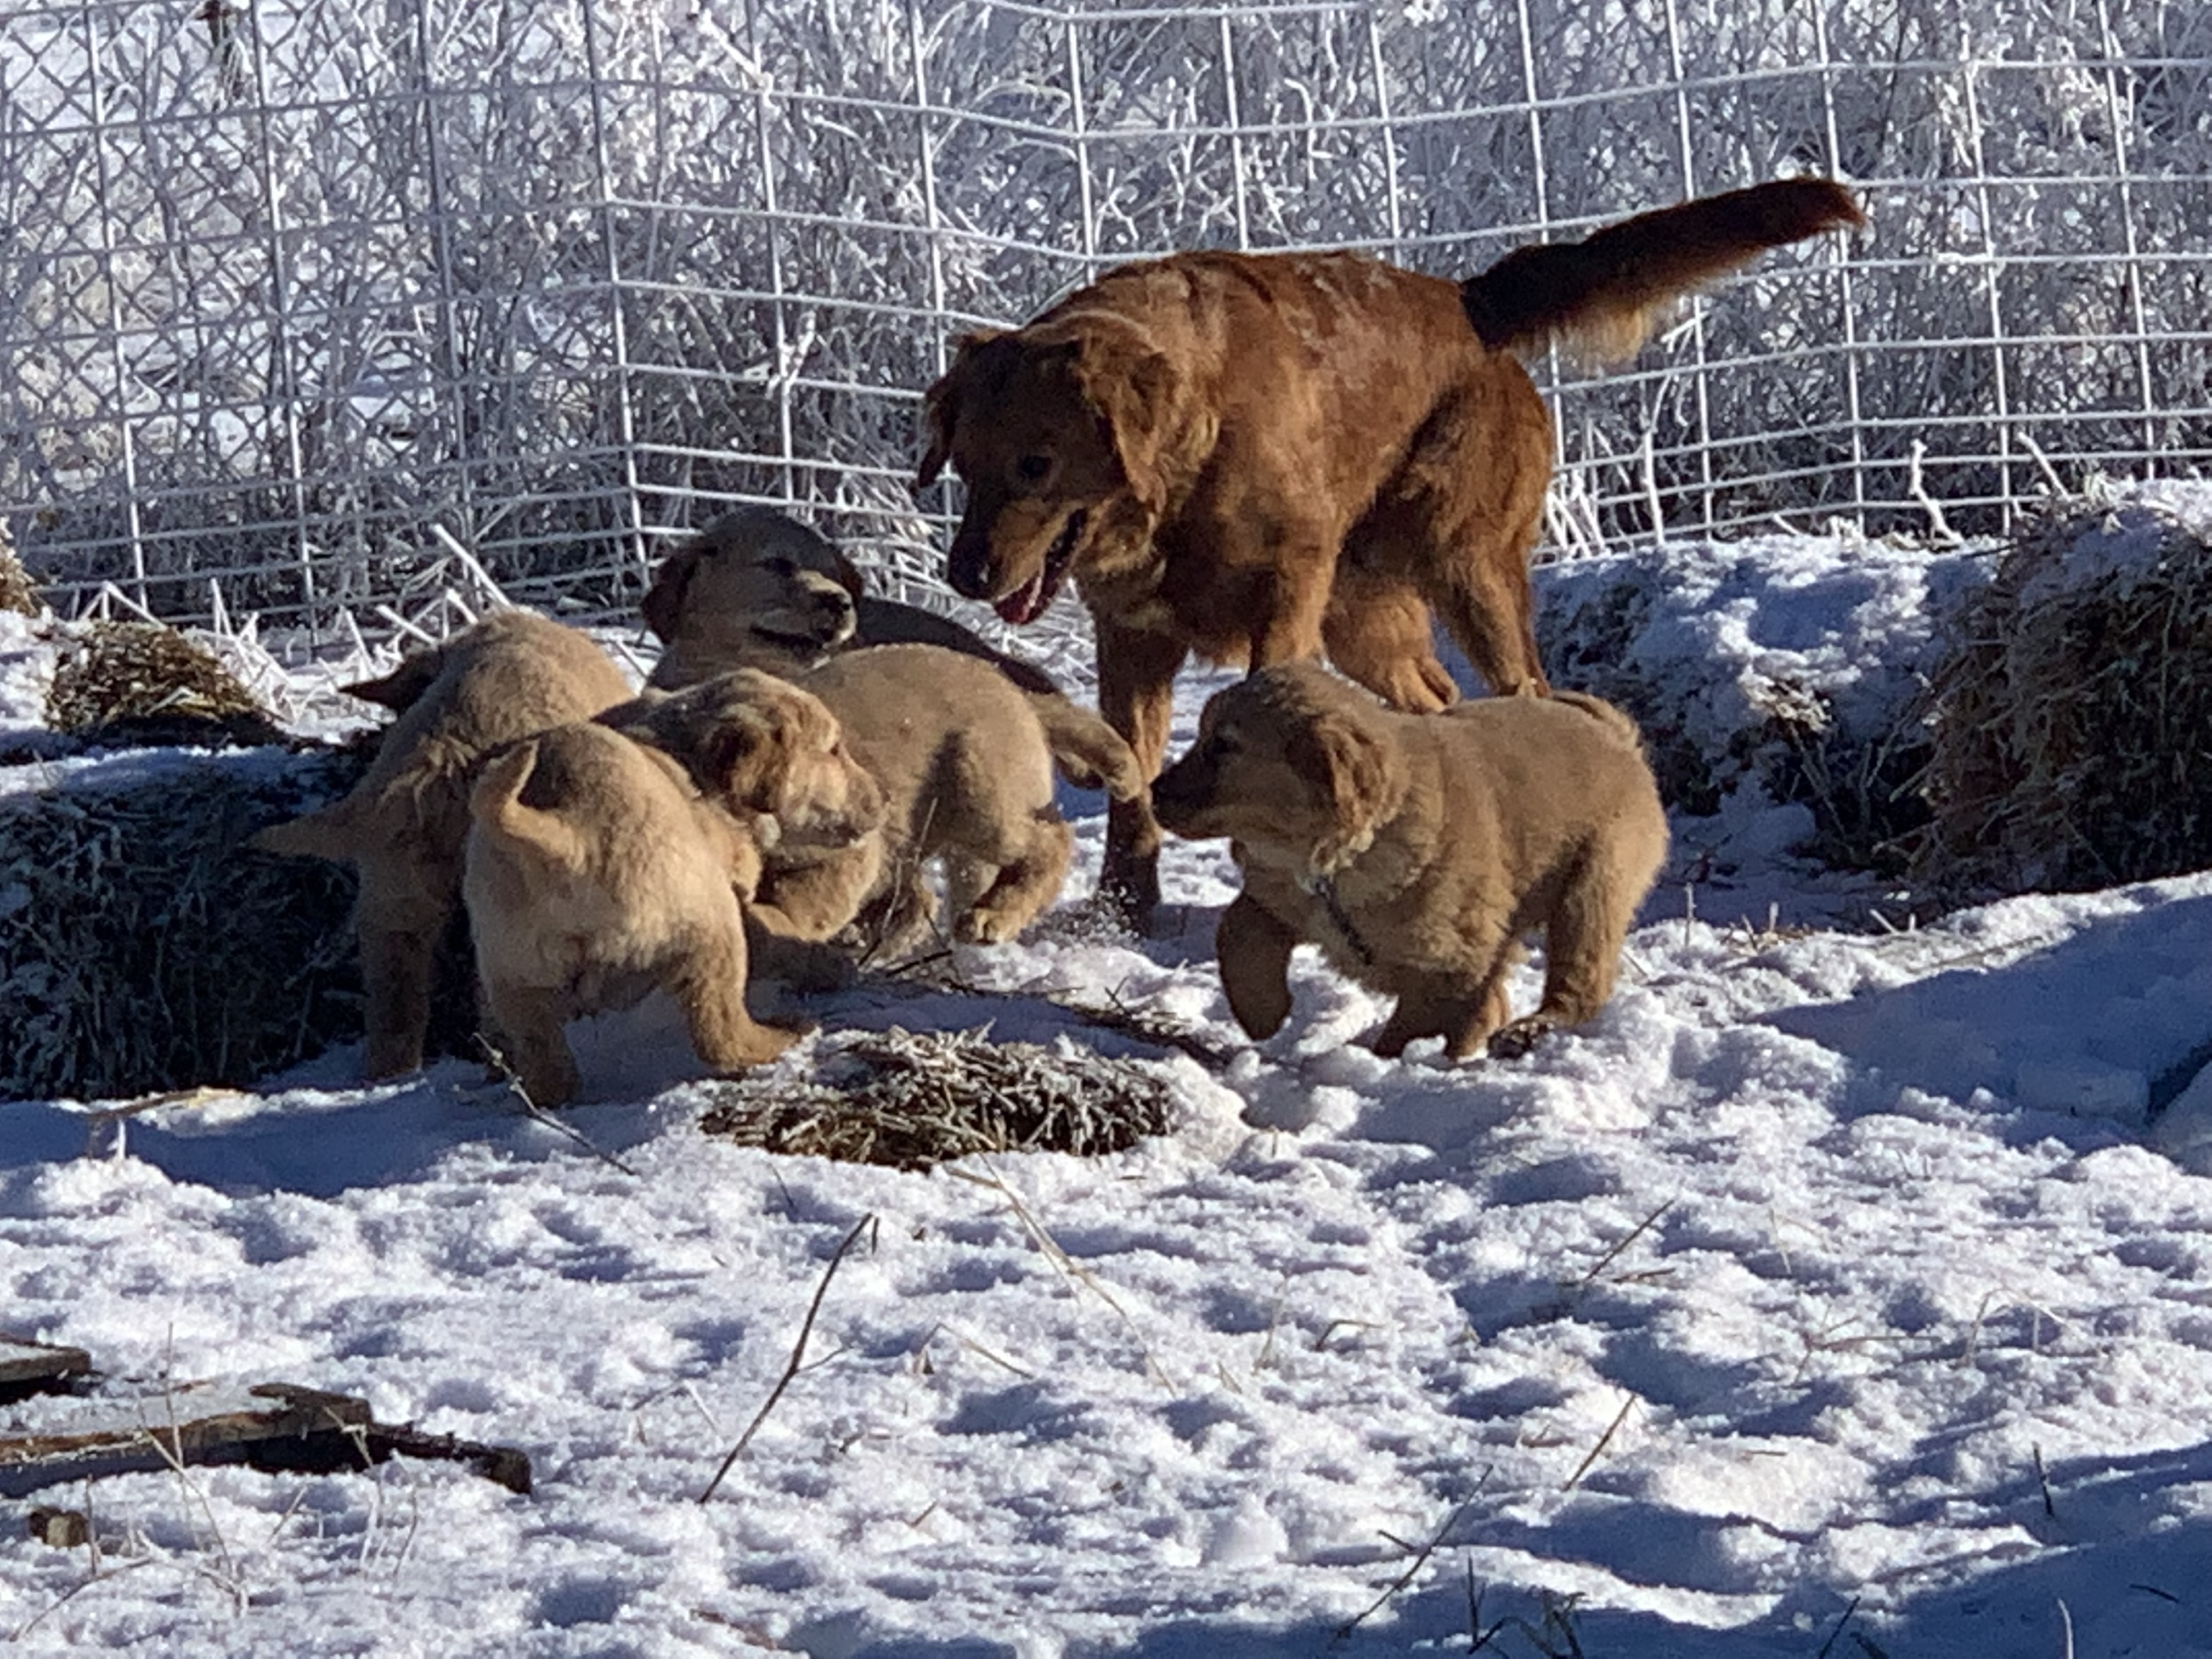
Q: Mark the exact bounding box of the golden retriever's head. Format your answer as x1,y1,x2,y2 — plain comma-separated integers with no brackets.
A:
917,321,1183,625
616,670,886,854
1152,663,1408,876
642,508,865,679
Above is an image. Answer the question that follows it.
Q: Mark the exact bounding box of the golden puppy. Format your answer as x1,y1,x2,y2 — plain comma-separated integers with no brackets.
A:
918,179,1860,922
645,505,1069,690
793,644,1091,953
641,505,1141,797
251,610,633,1079
463,722,803,1107
596,669,889,945
1152,663,1668,1060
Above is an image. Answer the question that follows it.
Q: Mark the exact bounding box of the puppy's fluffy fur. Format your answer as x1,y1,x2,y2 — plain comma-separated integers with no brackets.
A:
596,669,889,945
641,506,1141,798
781,644,1087,952
251,610,633,1079
464,721,802,1106
918,178,1859,921
1152,663,1668,1060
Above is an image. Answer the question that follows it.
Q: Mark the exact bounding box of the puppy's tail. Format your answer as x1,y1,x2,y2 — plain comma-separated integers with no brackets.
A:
1028,692,1146,799
1460,178,1863,364
468,739,589,870
1550,691,1649,754
250,797,361,862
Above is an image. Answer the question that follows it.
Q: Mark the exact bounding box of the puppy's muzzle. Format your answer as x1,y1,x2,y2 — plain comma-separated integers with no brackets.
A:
1148,757,1216,834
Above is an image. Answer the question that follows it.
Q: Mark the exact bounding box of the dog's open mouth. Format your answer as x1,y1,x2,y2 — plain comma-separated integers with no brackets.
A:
752,613,855,659
994,510,1086,627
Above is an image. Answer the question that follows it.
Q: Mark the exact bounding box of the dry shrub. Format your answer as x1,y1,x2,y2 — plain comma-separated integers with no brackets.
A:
698,1026,1175,1169
45,620,285,749
0,747,372,1101
1917,499,2212,894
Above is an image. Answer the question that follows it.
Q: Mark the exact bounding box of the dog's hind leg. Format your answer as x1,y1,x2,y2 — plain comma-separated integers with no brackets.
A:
359,917,443,1077
668,922,805,1071
1322,563,1458,712
950,813,1074,944
1494,837,1660,1057
1389,380,1555,698
478,979,580,1107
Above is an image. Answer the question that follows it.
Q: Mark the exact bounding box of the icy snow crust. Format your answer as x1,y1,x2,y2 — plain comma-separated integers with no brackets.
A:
5,519,2212,1657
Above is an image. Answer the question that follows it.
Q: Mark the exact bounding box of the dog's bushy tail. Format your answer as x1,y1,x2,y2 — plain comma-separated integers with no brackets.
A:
1028,692,1146,799
1460,178,1863,364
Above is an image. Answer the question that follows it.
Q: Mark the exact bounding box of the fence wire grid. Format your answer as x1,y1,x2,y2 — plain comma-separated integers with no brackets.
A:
3,0,2210,636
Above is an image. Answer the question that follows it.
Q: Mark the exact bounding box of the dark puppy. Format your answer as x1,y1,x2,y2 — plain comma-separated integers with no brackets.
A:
1153,663,1668,1060
918,179,1860,922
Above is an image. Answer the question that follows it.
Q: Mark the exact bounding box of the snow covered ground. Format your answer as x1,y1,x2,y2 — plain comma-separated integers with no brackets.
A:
5,510,2212,1657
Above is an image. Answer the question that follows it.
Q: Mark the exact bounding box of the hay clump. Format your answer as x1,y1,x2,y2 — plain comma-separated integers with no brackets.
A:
45,620,285,749
0,746,370,1101
0,525,37,617
1917,498,2212,895
697,1026,1175,1169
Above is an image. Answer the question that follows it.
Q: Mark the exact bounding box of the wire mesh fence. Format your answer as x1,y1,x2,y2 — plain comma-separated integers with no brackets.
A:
3,0,2209,638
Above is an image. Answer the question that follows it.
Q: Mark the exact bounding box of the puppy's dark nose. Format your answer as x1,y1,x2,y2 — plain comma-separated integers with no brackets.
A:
947,528,995,600
1149,759,1206,828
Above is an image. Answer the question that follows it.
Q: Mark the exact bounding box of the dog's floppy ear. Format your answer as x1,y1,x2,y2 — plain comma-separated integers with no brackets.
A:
1067,329,1188,518
1301,707,1408,876
702,704,792,816
641,544,701,644
915,329,1002,491
342,647,441,712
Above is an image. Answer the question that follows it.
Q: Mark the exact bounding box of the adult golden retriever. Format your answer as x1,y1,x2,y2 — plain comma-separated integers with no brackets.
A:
464,721,803,1106
917,178,1861,922
1151,663,1668,1060
251,610,633,1079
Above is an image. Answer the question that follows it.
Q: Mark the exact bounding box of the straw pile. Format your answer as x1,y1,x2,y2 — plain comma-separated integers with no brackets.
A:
1916,498,2212,894
0,746,372,1101
697,1026,1175,1169
45,620,286,750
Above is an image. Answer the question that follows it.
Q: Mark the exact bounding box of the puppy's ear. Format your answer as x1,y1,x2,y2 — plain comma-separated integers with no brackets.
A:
1303,709,1407,876
1068,331,1187,517
342,647,441,712
704,706,791,816
641,544,700,644
915,330,1001,491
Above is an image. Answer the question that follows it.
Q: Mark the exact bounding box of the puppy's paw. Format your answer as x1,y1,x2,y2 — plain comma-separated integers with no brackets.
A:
1486,1015,1556,1061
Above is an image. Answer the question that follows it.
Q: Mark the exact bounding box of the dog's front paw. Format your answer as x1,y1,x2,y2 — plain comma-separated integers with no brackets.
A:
1486,1015,1556,1060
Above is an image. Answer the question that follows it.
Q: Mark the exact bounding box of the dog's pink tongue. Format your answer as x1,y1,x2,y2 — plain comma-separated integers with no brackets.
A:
994,573,1046,625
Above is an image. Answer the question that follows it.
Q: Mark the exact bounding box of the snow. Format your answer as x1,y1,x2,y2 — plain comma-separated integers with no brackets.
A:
7,512,2212,1657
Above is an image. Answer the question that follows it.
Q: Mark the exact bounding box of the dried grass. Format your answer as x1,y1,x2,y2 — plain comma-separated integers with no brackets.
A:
44,620,285,750
1916,500,2212,895
697,1026,1175,1169
0,527,37,618
0,747,371,1101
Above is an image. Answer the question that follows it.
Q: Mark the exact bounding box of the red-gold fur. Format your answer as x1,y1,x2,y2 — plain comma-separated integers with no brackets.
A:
918,178,1860,921
1151,663,1669,1060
